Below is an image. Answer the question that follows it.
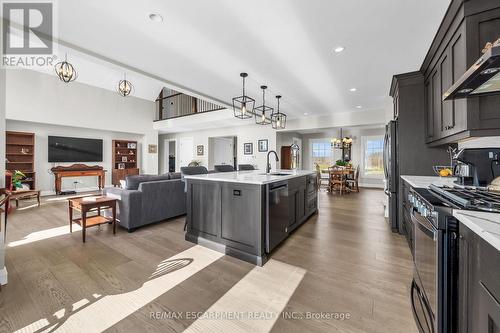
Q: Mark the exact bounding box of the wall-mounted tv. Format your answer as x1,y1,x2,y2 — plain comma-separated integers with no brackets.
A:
48,136,103,163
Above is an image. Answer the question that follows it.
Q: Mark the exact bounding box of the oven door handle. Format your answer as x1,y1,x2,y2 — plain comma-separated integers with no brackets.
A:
411,280,427,333
411,210,437,241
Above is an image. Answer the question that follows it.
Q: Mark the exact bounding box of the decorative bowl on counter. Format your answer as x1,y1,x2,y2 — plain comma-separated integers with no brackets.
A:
433,166,453,177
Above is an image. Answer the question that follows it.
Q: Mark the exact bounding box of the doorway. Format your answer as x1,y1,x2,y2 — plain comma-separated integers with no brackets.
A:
208,136,237,170
160,139,177,173
168,140,176,172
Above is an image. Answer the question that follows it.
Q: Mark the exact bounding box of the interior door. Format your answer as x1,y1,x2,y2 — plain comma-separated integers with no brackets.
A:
179,137,194,167
213,137,234,166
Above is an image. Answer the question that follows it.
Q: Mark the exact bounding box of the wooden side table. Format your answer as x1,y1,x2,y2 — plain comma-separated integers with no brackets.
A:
68,196,117,243
9,189,40,209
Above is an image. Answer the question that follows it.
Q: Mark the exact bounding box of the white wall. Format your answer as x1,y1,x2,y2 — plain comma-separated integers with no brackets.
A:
5,69,159,174
0,66,6,285
7,120,144,195
162,124,278,171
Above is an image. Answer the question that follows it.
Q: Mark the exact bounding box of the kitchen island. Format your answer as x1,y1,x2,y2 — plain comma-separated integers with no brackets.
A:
183,170,318,265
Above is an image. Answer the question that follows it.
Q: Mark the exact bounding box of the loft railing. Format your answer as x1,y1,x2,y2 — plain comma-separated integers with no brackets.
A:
155,90,225,121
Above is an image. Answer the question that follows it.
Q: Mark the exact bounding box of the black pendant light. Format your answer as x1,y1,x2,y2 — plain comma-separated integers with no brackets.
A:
54,54,77,83
255,85,273,125
271,95,287,129
117,73,134,97
232,73,254,119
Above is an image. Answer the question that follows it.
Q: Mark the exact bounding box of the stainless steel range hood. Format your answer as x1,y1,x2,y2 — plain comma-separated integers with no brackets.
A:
443,39,500,100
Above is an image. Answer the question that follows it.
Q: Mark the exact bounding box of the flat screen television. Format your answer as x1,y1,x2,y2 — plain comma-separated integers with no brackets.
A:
48,136,103,162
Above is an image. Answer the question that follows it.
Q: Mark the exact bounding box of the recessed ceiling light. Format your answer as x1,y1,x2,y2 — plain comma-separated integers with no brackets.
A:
303,112,309,116
334,46,345,53
349,88,357,92
149,13,163,22
356,105,362,109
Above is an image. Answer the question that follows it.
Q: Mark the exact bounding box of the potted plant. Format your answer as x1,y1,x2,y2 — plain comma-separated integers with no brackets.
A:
11,170,26,190
335,160,348,167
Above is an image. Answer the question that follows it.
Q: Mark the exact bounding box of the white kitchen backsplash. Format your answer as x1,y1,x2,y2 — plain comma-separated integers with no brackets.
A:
458,136,500,149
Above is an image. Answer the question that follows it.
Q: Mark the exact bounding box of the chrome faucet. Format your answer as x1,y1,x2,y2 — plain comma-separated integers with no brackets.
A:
266,150,279,173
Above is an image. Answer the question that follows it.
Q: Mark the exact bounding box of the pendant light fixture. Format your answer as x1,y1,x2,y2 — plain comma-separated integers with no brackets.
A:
331,128,353,149
232,73,254,119
271,95,287,129
117,73,134,97
54,54,77,83
255,85,273,125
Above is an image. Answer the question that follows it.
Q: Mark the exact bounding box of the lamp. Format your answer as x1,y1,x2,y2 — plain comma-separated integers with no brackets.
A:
117,73,134,97
255,85,273,125
54,54,77,83
232,73,254,119
331,128,353,149
271,95,287,129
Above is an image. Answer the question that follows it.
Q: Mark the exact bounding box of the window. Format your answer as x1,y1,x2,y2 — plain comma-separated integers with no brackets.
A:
362,136,384,177
311,139,333,168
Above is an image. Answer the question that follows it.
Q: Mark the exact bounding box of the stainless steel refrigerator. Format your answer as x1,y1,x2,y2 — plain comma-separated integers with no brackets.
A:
383,120,398,232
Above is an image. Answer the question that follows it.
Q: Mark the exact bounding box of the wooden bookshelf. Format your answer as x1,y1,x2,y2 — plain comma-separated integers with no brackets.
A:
5,131,36,190
112,140,139,186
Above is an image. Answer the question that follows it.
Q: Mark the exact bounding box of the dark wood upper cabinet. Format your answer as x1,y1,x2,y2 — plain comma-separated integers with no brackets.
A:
421,1,500,146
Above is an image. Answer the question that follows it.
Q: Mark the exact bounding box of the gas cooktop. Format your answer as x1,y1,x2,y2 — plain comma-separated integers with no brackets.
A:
429,184,500,213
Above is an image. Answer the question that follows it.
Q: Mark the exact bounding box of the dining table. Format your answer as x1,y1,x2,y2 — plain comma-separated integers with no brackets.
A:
322,167,355,194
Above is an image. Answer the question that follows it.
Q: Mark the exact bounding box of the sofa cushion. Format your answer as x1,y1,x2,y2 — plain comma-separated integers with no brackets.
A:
168,172,181,180
125,174,171,190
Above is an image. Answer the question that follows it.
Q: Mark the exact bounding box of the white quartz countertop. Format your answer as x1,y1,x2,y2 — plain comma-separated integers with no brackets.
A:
400,175,457,188
183,169,315,185
454,210,500,252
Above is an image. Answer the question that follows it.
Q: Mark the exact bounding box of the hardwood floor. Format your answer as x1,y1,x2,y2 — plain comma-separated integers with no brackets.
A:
0,189,416,333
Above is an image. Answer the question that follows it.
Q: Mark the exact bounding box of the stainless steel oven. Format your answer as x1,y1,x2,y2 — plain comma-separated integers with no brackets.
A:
408,188,458,333
411,207,439,333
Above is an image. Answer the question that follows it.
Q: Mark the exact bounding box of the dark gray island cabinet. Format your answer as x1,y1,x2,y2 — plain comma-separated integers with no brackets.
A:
455,211,500,333
184,170,318,266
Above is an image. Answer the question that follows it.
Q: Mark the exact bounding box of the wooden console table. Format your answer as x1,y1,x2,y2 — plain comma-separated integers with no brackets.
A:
51,164,106,195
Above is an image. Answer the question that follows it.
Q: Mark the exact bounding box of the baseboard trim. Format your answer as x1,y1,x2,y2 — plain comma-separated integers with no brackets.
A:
359,183,384,189
0,266,7,285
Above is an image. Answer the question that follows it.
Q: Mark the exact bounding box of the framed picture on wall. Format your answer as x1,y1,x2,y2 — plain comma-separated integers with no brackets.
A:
244,143,253,155
148,144,158,154
258,139,268,152
197,145,204,156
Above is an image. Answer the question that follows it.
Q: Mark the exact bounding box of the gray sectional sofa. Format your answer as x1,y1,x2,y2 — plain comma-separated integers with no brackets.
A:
104,172,186,232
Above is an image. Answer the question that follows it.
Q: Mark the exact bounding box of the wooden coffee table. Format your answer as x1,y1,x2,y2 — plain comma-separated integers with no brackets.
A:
68,196,117,243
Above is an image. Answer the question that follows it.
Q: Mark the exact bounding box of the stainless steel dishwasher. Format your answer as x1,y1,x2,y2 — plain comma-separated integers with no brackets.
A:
266,181,289,253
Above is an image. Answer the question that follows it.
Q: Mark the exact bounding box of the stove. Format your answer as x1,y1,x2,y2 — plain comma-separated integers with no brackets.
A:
429,184,500,213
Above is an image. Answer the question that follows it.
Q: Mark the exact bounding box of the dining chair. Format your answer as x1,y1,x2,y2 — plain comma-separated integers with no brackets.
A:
346,165,360,192
0,188,10,242
214,165,235,172
238,164,255,171
315,164,323,191
328,166,347,195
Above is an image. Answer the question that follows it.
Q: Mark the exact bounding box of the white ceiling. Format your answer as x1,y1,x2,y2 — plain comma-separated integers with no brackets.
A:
4,0,450,119
49,0,450,118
